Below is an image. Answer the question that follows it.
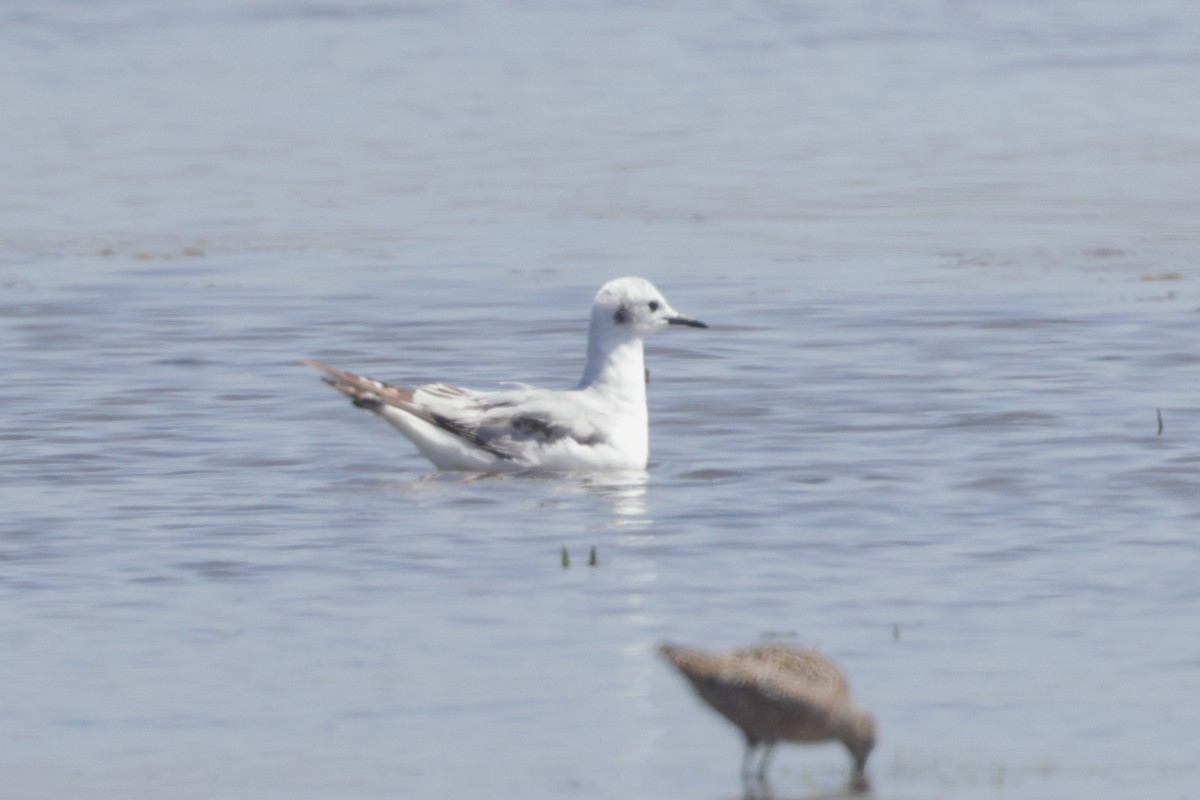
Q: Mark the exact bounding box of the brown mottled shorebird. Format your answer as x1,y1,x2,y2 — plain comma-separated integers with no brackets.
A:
659,642,876,786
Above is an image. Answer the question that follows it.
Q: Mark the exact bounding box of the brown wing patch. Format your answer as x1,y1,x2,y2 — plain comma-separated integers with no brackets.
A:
421,382,471,400
302,358,414,404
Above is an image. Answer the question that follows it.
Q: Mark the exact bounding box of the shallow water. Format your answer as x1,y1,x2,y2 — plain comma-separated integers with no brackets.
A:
2,2,1199,799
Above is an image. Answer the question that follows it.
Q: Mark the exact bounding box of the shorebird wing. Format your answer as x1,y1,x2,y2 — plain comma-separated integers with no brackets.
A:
731,644,850,705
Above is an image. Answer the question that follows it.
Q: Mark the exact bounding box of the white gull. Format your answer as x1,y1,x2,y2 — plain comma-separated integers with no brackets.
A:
304,276,707,471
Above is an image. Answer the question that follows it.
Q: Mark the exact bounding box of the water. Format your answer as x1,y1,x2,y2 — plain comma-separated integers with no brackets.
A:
2,2,1199,799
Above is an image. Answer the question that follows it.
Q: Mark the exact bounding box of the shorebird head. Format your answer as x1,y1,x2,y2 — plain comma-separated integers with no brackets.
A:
591,277,707,339
837,701,877,785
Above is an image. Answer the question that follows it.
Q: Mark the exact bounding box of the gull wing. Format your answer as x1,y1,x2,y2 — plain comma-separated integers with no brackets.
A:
415,384,612,464
304,359,610,462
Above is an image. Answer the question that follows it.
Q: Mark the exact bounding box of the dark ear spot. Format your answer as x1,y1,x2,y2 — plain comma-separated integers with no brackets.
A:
613,305,630,324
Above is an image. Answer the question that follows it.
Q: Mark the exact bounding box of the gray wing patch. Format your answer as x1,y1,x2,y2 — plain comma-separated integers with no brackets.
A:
464,393,609,448
425,411,517,461
509,415,605,446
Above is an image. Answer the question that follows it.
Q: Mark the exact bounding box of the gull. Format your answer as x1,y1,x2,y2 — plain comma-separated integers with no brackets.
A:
303,277,707,471
659,642,877,789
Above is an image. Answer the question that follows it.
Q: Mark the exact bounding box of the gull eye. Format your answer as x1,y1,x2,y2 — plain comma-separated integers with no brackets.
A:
648,301,660,312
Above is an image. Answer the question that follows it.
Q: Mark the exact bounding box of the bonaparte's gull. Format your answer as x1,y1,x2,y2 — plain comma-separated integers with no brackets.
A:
659,642,876,787
304,277,707,471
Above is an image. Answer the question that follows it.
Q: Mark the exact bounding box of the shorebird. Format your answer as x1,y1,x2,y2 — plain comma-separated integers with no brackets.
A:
659,642,876,787
304,277,707,471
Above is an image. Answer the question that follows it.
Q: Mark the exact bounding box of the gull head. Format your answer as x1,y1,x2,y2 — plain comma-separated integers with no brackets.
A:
591,276,708,339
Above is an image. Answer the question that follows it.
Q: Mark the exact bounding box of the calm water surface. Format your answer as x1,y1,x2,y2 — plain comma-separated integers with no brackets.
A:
2,2,1199,799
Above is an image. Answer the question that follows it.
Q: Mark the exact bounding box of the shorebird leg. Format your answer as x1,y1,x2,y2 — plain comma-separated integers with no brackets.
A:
847,768,871,793
755,741,777,782
740,738,761,781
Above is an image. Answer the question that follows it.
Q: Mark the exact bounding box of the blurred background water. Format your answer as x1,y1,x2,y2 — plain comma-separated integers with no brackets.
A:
1,2,1198,799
